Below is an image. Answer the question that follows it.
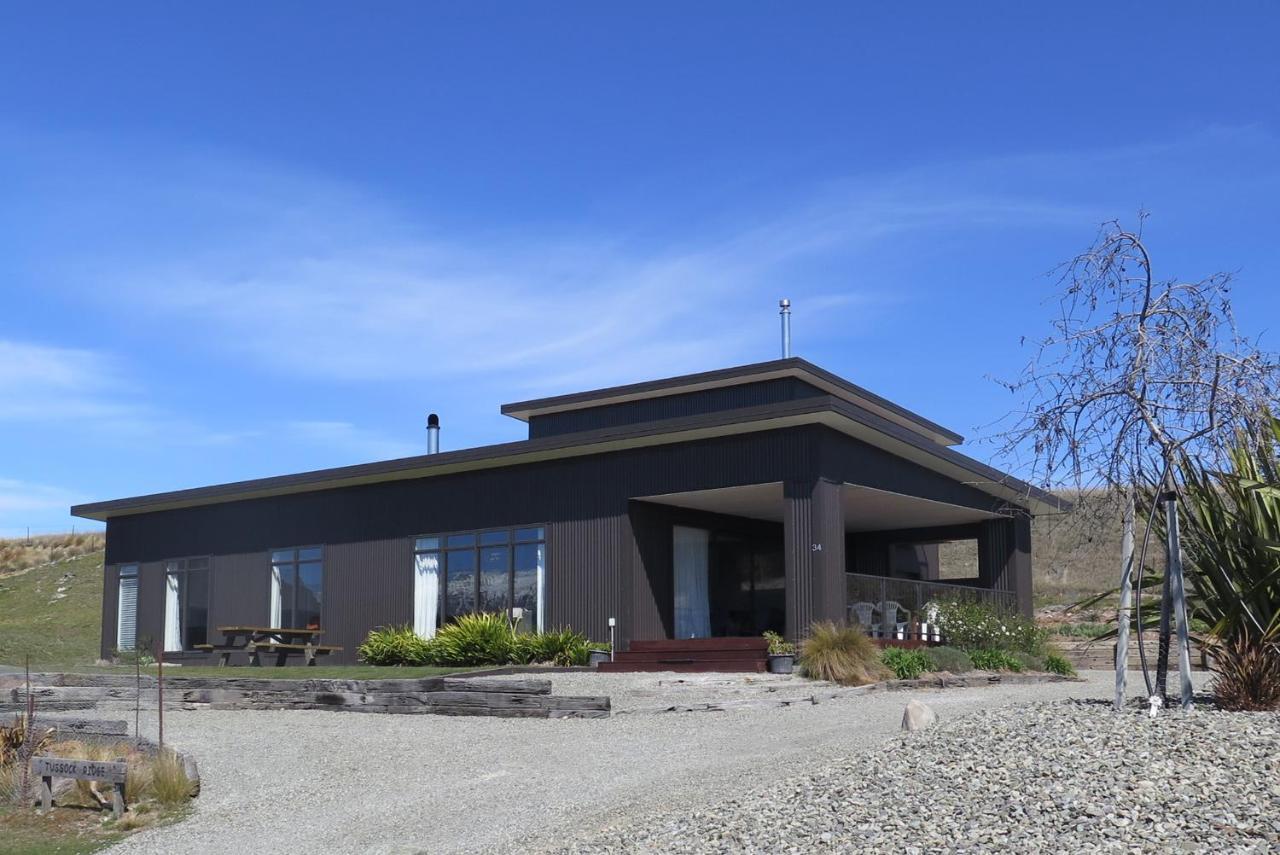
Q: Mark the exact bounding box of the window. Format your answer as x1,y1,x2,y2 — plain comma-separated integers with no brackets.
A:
416,526,545,633
270,547,323,629
116,565,139,652
163,558,210,651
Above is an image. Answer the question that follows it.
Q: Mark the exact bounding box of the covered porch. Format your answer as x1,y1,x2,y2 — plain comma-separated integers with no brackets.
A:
631,479,1031,645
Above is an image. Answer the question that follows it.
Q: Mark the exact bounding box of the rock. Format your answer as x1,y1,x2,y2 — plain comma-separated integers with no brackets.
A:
901,699,937,731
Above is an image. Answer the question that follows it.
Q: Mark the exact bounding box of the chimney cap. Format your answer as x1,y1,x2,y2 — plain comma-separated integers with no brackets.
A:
779,298,791,310
427,413,440,428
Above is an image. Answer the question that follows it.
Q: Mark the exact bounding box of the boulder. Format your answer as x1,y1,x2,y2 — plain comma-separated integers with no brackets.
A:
901,699,937,731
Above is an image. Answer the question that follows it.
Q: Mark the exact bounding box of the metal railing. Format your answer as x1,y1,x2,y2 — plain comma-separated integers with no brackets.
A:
846,573,1017,642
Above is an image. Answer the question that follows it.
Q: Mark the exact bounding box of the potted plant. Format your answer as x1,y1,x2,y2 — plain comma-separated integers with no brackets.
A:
586,642,612,667
764,630,795,674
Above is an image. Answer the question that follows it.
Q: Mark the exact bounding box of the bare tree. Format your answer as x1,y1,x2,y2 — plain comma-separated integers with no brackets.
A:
987,213,1279,710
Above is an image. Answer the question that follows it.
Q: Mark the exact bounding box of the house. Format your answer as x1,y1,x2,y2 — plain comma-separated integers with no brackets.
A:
72,358,1065,665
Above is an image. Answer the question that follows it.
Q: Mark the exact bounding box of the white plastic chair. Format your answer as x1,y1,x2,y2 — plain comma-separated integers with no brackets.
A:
875,601,909,640
848,601,876,633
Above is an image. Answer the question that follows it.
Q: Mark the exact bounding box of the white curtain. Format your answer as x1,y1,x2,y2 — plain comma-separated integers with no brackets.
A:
673,526,711,639
270,564,283,627
535,543,546,634
163,570,182,652
414,552,440,638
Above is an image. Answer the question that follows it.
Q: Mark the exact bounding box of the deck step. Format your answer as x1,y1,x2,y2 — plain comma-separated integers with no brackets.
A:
629,637,768,653
598,660,767,674
603,637,770,673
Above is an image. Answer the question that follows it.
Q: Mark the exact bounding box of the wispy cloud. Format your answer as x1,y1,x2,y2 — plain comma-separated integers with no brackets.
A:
0,476,86,519
0,340,134,422
70,158,1096,397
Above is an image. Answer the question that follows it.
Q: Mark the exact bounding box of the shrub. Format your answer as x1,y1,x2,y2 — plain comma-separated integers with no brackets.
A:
926,646,973,673
1043,651,1077,677
357,624,433,666
763,630,795,656
146,749,195,807
928,599,1046,655
428,613,516,666
1211,637,1280,711
529,627,591,666
881,647,932,680
799,622,890,686
968,648,1023,672
1011,652,1046,672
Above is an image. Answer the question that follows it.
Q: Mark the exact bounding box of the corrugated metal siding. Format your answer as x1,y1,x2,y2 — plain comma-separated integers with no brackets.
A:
528,377,824,439
98,422,1035,655
820,428,1003,513
102,426,821,660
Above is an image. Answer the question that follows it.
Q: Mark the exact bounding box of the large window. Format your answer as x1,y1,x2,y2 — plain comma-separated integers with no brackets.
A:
116,565,139,652
416,527,544,634
163,558,210,651
270,547,323,629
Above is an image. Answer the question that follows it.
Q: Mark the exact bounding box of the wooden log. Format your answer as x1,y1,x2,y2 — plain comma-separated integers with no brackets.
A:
440,678,551,695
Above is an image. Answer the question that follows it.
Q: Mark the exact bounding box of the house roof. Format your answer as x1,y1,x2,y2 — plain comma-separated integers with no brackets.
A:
501,357,965,447
71,379,1067,522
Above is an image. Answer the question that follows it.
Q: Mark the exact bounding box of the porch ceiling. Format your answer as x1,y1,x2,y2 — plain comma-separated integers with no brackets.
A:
636,482,1004,533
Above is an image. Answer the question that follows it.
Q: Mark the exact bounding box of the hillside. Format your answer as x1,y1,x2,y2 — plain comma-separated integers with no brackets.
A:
0,535,105,668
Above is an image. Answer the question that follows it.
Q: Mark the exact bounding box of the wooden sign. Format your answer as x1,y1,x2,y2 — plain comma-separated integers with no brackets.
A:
32,756,128,817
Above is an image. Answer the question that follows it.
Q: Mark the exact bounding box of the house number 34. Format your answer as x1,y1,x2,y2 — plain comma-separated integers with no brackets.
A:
810,543,823,552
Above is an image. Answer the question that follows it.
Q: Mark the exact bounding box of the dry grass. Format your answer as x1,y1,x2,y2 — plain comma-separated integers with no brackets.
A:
0,533,104,576
1212,638,1280,712
798,621,890,686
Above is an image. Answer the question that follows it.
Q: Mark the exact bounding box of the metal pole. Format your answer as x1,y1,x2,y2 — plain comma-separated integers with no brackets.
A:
779,299,791,358
1115,494,1135,711
157,643,164,750
1166,493,1194,710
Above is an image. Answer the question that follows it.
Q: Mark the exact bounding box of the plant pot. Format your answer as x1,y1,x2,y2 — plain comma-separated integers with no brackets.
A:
768,653,795,674
587,649,611,667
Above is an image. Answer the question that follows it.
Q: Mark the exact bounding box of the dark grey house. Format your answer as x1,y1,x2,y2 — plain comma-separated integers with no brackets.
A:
73,358,1064,664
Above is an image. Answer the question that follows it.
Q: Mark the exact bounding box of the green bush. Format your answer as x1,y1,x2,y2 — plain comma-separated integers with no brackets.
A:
763,630,795,656
429,612,516,666
798,622,890,686
357,624,433,666
925,645,972,673
968,648,1024,672
1043,651,1077,677
928,599,1046,655
881,647,933,680
1011,651,1045,672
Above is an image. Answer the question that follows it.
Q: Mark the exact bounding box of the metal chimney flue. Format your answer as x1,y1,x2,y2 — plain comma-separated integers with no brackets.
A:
779,298,792,358
426,413,440,454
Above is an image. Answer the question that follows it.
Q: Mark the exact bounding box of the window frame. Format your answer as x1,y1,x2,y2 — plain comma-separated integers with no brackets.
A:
163,556,212,651
269,545,325,629
416,525,545,630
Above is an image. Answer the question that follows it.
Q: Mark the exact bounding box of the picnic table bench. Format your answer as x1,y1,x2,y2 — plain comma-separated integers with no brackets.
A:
194,626,343,666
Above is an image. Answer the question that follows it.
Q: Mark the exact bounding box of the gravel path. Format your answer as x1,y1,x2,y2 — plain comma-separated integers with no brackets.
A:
105,671,1192,854
562,693,1276,853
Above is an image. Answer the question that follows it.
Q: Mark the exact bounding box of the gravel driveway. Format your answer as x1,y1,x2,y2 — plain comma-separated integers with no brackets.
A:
106,670,1177,854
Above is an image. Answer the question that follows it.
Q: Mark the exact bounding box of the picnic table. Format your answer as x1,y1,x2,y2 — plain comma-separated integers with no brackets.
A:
194,626,343,666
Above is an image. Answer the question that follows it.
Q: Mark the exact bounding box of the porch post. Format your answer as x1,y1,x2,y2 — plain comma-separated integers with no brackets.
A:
783,478,846,641
977,514,1033,618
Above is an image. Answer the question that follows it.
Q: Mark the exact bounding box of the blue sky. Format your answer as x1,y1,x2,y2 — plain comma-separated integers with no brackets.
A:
2,3,1279,536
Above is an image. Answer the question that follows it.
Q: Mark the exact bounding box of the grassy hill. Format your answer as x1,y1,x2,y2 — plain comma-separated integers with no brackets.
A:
0,534,105,668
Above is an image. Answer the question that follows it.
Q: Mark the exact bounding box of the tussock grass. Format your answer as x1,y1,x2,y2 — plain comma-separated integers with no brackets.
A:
0,532,103,576
799,622,890,686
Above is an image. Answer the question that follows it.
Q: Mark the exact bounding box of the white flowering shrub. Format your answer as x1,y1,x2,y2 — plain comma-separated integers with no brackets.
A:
928,599,1046,655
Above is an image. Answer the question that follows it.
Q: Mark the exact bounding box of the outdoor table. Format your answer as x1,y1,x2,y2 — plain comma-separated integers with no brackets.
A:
198,626,338,666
